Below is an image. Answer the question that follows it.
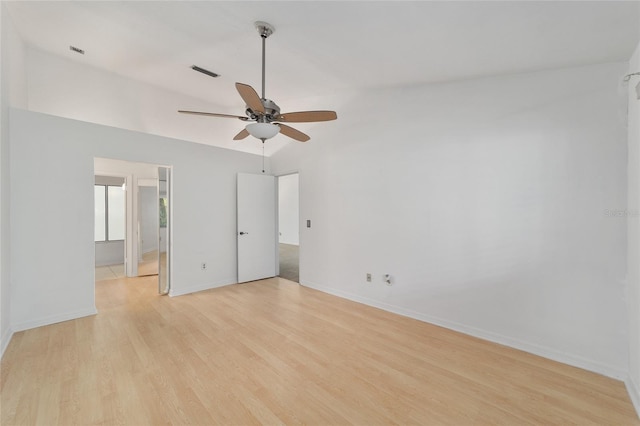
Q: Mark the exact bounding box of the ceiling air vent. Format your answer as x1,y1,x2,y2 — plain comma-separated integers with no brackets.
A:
191,65,219,78
69,45,84,55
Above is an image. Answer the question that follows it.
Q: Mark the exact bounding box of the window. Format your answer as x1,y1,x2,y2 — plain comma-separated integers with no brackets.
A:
94,184,125,242
107,186,125,240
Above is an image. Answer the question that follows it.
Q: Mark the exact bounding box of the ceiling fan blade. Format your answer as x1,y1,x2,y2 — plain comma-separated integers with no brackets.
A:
235,82,265,114
233,128,250,141
178,110,248,121
276,110,337,123
278,124,310,142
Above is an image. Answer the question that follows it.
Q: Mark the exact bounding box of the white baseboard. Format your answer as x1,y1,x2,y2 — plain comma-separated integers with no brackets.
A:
169,279,236,297
626,377,640,420
300,279,626,380
1,326,13,359
12,307,98,332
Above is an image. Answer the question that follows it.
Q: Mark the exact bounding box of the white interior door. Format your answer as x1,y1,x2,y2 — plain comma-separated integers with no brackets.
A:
237,173,276,283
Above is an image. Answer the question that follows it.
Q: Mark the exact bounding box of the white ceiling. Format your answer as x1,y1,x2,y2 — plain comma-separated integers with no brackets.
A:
6,1,640,154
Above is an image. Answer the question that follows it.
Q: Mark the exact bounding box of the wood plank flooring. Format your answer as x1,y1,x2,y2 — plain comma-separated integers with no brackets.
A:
1,276,638,425
94,263,125,281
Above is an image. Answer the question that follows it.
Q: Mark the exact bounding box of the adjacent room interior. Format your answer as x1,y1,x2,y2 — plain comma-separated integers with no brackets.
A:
0,1,639,424
278,173,300,283
93,158,171,293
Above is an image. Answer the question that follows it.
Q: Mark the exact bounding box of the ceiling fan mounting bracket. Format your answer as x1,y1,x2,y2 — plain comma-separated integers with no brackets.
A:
261,99,280,119
254,21,275,39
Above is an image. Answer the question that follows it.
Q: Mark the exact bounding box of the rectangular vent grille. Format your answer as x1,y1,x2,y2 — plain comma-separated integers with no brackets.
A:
69,46,84,55
191,65,219,78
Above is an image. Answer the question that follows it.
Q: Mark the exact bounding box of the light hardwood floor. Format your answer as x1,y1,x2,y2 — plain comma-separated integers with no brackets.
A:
1,276,638,425
95,251,163,283
94,263,125,281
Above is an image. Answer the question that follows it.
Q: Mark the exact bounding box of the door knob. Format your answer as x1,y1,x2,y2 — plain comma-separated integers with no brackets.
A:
239,231,248,235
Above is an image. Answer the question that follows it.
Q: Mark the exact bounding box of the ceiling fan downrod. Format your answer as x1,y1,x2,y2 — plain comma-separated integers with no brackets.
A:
261,35,266,100
255,21,274,100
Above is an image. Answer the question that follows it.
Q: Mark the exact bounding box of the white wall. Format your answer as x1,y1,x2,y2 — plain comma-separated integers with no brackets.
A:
271,62,629,379
0,3,27,356
278,173,299,245
23,47,281,156
626,41,640,416
94,158,159,178
95,241,124,267
10,109,269,331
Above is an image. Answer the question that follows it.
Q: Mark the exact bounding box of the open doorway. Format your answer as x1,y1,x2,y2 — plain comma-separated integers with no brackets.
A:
93,158,171,296
277,173,299,283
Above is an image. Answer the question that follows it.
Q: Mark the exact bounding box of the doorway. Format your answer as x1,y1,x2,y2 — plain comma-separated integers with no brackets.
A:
277,173,300,283
93,158,172,295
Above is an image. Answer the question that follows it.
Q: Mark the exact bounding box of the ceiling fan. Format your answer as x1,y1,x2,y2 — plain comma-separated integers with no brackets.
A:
179,21,337,143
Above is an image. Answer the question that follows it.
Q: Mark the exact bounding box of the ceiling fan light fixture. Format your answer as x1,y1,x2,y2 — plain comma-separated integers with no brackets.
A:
246,122,280,140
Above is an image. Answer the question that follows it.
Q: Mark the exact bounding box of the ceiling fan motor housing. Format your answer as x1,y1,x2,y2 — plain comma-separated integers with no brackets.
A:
247,98,280,122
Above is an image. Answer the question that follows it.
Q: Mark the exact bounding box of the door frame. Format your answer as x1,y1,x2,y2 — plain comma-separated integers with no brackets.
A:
93,158,173,294
276,171,301,282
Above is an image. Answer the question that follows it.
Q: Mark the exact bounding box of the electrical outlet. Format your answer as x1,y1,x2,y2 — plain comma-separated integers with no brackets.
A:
201,262,207,270
366,273,372,282
384,274,392,286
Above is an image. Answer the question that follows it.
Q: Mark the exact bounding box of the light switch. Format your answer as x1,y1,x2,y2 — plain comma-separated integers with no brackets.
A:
307,220,311,228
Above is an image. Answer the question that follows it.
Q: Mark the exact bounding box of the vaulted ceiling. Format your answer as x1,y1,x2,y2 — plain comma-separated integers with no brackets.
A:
6,1,640,155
